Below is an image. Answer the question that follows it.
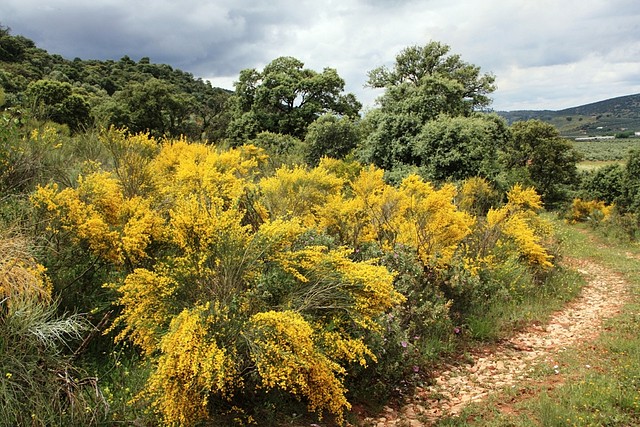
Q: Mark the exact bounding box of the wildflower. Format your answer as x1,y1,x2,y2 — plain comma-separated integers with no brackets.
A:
413,366,420,373
400,341,408,348
454,327,461,334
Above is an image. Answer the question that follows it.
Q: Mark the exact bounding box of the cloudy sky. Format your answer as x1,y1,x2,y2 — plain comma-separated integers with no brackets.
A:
2,0,640,111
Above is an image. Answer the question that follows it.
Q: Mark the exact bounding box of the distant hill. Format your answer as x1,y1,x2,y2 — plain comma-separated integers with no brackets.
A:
497,94,640,138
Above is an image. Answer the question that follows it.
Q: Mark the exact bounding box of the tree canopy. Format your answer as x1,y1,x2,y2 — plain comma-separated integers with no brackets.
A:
227,56,361,141
360,41,500,181
0,27,231,139
503,120,582,206
367,41,496,117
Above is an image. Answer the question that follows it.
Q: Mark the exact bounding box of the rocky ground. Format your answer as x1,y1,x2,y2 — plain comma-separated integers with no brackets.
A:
363,256,631,426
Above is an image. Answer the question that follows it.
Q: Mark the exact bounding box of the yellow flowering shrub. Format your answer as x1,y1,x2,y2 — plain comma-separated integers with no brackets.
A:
271,245,403,329
566,198,614,223
316,167,473,269
120,196,165,263
317,331,375,365
316,165,403,248
259,165,344,226
505,183,543,211
31,171,164,266
483,184,554,268
249,310,349,422
100,128,159,197
398,175,474,267
0,235,52,310
146,304,238,427
107,268,178,355
151,140,264,210
31,181,124,265
457,176,498,216
29,136,425,424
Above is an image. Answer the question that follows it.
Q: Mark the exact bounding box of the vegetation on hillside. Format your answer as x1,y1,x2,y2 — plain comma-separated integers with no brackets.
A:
498,93,640,138
1,24,639,426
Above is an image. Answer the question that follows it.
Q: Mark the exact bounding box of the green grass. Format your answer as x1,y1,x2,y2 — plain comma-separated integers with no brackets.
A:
431,220,640,426
461,266,584,343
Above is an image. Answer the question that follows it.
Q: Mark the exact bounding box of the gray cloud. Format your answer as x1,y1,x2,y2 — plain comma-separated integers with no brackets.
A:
2,0,640,110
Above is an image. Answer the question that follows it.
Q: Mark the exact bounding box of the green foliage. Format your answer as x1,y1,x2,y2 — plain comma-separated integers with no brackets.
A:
228,56,361,141
367,41,496,114
360,42,499,181
304,114,360,166
1,28,232,140
250,131,306,171
358,110,422,170
25,80,91,131
414,113,509,182
0,118,81,195
503,120,582,207
621,149,640,213
580,163,625,205
100,78,196,138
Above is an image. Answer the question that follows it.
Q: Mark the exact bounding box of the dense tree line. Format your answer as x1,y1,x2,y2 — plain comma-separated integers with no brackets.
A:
1,25,231,140
1,27,584,206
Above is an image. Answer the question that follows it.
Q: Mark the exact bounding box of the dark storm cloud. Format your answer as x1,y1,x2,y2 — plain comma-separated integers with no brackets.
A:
2,0,640,110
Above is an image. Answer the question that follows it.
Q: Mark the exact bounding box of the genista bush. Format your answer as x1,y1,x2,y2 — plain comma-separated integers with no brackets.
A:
31,132,559,424
566,198,614,224
32,134,404,425
316,165,472,268
398,175,473,267
456,176,499,216
480,184,554,268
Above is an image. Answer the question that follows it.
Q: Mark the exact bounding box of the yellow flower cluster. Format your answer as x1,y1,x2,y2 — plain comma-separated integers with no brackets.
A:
107,268,178,355
249,310,349,422
259,165,344,226
0,236,52,312
31,171,163,266
484,184,554,268
456,176,497,215
398,176,473,267
315,167,472,268
566,198,614,223
271,245,403,329
147,304,238,427
100,128,159,197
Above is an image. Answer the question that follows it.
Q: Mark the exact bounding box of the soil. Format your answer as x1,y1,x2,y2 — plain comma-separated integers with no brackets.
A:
362,254,632,426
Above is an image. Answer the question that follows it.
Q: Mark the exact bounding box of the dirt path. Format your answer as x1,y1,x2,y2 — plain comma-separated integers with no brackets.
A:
364,256,631,427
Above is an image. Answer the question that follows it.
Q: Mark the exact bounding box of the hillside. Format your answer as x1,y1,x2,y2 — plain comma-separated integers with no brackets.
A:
497,93,640,138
